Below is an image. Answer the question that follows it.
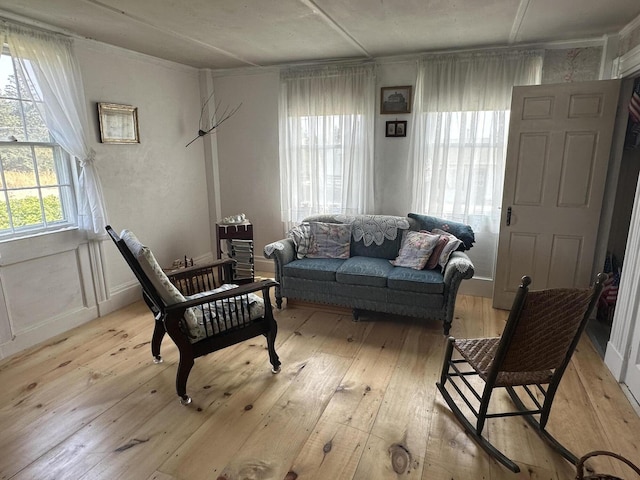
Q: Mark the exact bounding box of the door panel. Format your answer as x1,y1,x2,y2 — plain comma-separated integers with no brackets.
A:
494,80,621,309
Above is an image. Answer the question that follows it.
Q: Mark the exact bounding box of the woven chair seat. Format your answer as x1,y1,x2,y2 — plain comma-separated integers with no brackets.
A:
455,338,554,386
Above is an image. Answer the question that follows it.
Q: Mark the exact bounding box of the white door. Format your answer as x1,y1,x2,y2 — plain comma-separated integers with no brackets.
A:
493,80,621,309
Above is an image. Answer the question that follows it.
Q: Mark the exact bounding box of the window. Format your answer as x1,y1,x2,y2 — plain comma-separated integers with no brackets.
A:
279,64,375,226
0,49,76,239
409,51,542,280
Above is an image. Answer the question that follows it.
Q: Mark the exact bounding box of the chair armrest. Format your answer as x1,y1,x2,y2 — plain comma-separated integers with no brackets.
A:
166,279,279,312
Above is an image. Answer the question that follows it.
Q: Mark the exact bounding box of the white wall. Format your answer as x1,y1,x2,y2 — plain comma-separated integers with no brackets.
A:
0,39,213,359
212,70,281,273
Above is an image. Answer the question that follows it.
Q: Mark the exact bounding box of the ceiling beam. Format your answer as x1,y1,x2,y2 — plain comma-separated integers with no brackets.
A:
509,0,532,44
297,0,371,58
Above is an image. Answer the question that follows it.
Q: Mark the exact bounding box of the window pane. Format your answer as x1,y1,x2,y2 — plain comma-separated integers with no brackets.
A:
35,146,58,185
0,54,18,99
24,101,50,142
1,145,36,188
0,197,9,231
8,189,43,228
0,97,26,141
42,187,63,223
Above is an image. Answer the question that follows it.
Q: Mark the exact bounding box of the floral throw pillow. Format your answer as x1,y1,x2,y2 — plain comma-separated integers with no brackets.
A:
287,222,312,259
390,230,441,270
432,228,463,269
306,222,352,259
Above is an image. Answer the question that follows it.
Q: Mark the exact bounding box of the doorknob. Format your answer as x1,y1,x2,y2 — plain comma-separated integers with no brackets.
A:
506,206,512,226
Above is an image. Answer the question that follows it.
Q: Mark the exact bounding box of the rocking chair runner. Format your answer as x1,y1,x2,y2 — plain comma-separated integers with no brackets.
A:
436,273,607,473
106,225,281,405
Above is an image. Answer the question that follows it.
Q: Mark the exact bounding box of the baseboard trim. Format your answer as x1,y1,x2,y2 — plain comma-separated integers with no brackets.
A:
0,305,98,361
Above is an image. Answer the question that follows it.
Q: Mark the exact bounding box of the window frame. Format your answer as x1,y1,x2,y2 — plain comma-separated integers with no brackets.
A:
0,45,78,241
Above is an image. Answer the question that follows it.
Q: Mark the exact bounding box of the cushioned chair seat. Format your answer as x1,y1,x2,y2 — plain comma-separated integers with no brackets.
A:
283,258,345,281
387,267,445,294
336,256,395,287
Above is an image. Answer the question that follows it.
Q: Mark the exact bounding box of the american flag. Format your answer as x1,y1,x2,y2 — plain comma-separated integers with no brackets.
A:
626,78,640,149
629,78,640,123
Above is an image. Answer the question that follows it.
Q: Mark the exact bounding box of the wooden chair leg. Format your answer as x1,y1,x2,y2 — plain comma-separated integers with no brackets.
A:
151,317,165,363
176,354,195,405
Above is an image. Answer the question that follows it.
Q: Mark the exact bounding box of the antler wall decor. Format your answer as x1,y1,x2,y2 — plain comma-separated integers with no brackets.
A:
185,92,242,148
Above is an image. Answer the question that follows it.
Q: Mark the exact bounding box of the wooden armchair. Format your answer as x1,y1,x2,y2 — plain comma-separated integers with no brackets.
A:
106,225,281,405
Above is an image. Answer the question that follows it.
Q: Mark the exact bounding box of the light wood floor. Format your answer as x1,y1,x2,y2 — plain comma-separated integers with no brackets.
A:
1,292,639,480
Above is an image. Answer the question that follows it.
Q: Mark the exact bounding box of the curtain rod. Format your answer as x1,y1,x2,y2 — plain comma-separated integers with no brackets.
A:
0,14,72,38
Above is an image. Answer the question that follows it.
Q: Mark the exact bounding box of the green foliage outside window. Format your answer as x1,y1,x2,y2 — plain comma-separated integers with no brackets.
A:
0,194,63,230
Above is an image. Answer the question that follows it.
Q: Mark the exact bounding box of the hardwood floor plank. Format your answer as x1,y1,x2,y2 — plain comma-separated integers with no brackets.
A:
320,319,409,432
158,310,345,480
214,352,351,480
354,323,445,479
286,419,368,479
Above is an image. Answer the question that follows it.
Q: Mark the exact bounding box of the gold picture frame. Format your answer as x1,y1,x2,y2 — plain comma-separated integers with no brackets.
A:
98,103,140,144
380,86,412,114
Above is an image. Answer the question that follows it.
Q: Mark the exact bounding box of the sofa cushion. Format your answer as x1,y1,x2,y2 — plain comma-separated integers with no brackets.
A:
283,258,345,281
387,267,445,294
391,230,441,269
307,222,352,259
408,213,475,251
336,257,395,287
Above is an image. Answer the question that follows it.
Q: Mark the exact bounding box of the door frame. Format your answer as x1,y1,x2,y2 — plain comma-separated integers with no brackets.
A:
604,46,640,398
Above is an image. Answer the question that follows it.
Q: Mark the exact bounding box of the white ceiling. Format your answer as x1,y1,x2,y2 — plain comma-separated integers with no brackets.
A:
2,0,640,69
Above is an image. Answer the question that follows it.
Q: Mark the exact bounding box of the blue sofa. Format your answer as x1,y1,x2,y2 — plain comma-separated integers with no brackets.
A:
264,214,475,335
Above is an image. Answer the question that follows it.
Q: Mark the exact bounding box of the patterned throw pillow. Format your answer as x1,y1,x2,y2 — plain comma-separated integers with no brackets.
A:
287,222,312,259
306,222,352,259
432,228,463,269
425,234,450,270
120,230,198,326
408,213,475,251
390,230,442,270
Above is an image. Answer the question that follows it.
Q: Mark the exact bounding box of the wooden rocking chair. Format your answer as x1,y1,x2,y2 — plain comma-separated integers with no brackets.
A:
106,225,281,405
436,273,607,472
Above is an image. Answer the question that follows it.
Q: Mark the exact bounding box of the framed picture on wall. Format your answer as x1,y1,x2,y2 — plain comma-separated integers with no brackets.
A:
98,102,140,144
380,86,412,114
386,120,407,137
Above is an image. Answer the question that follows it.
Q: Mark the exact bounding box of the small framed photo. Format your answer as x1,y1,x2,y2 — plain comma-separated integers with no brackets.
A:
386,121,396,137
98,103,140,144
385,120,407,138
381,86,412,114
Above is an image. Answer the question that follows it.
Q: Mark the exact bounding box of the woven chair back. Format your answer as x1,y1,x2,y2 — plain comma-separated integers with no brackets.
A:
499,287,593,373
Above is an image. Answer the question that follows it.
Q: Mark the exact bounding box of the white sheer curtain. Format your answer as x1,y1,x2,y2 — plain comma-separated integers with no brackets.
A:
5,22,108,239
279,64,375,226
409,50,542,278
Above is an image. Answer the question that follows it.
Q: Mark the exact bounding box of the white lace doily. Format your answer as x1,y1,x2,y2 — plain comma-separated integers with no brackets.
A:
334,215,410,246
264,241,285,257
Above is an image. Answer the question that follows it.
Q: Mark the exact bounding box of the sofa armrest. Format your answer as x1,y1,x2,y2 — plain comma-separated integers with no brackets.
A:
441,251,475,335
263,239,296,306
443,251,475,284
